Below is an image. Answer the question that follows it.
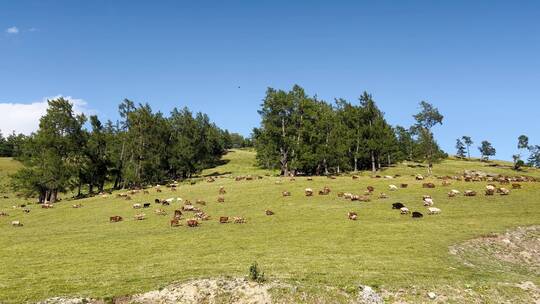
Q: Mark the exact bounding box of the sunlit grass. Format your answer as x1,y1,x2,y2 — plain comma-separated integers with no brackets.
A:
0,151,539,303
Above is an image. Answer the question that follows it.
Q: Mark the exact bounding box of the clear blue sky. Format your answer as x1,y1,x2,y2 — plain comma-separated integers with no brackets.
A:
1,1,539,160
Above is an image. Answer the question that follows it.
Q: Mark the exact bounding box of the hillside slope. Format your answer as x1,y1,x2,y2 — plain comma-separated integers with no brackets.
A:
0,151,539,303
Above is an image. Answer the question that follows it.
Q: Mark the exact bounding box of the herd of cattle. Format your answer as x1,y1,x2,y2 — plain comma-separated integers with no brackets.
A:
1,171,535,228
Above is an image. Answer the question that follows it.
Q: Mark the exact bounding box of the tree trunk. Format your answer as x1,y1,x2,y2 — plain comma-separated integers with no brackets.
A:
371,151,376,173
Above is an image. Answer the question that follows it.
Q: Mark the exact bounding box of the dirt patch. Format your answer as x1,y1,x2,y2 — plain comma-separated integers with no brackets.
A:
449,225,540,275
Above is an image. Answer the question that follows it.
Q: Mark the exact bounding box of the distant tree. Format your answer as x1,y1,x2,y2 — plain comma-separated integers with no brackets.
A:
461,136,473,159
413,101,444,174
478,140,496,161
518,135,529,150
527,145,540,168
455,138,466,158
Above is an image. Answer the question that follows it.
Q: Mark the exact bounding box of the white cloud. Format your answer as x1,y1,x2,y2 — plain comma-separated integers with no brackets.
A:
28,27,38,32
6,26,19,34
0,95,94,135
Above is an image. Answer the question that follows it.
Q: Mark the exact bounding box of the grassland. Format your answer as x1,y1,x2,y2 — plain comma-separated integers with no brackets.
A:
0,150,539,303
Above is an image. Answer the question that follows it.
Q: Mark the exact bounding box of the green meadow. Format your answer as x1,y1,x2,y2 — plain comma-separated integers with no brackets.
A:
0,150,539,303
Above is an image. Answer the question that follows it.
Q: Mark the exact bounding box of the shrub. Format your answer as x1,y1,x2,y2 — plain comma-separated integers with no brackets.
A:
248,262,266,283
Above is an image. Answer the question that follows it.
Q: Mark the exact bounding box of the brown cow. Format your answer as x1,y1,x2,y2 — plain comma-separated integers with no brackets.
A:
109,216,123,223
187,219,199,227
265,210,274,216
219,216,229,223
366,186,375,193
318,186,331,195
348,212,358,220
512,183,522,189
170,218,181,227
217,196,225,203
282,191,291,197
422,183,435,188
337,192,344,197
400,183,408,188
0,211,8,216
219,186,226,195
352,175,359,180
174,210,182,219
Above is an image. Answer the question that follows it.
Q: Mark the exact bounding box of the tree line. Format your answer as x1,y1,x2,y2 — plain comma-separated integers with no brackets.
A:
456,135,540,169
9,98,248,203
252,85,447,176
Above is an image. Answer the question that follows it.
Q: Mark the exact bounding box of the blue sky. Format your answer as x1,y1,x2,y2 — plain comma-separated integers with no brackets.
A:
1,0,539,160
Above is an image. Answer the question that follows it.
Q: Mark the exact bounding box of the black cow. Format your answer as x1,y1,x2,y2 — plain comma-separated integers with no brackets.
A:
143,203,151,208
392,202,405,209
412,211,423,218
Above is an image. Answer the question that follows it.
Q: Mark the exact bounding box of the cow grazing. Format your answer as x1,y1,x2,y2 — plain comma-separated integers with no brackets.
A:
143,203,151,208
170,218,181,227
154,209,167,216
206,177,215,183
337,192,344,198
307,177,313,181
133,203,142,209
464,190,477,197
415,174,425,180
422,183,436,189
344,193,353,200
174,210,182,219
400,207,410,215
348,212,358,220
427,207,441,215
11,221,23,227
162,201,170,206
154,199,161,204
219,216,229,224
448,189,460,197
352,175,359,179
512,183,522,189
318,186,331,195
265,210,274,216
233,217,246,224
187,219,199,227
400,183,408,188
0,211,8,216
219,186,226,195
442,180,452,186
22,209,30,213
367,186,375,193
217,196,225,203
378,193,388,199
392,202,405,209
196,212,210,220
412,211,423,218
41,203,54,209
423,198,434,207
109,216,123,223
134,213,146,220
388,185,398,191
305,188,314,196
499,187,510,195
156,188,162,193
282,191,291,197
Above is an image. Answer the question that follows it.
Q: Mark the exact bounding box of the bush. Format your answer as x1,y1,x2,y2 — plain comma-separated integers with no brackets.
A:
248,262,266,283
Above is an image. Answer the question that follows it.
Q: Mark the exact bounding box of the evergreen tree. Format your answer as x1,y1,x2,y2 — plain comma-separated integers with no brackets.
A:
455,138,466,158
461,136,473,159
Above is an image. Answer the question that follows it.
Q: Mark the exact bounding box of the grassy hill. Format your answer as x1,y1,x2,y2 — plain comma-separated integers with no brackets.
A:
0,150,539,303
